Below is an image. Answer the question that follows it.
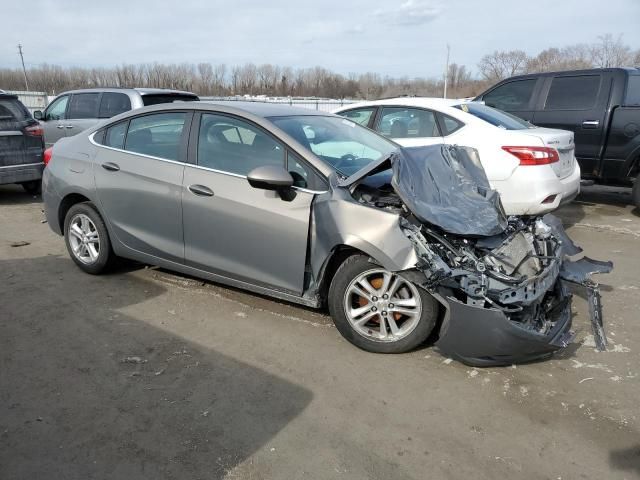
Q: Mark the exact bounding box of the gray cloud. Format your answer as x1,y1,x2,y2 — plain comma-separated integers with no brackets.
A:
373,0,442,26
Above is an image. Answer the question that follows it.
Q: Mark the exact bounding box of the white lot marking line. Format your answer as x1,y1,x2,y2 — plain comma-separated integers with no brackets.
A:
574,222,640,238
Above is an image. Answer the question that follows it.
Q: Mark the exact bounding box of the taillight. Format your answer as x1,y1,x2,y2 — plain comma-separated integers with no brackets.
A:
43,147,53,166
502,146,559,166
24,124,44,137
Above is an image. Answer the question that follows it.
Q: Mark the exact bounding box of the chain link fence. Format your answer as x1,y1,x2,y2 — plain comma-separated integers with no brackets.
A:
200,96,358,113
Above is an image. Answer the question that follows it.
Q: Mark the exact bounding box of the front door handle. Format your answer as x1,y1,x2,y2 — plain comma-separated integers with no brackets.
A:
188,184,214,197
582,120,600,129
101,162,120,172
56,125,65,129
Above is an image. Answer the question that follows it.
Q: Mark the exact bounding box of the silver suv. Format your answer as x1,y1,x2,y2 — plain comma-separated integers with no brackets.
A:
34,88,199,147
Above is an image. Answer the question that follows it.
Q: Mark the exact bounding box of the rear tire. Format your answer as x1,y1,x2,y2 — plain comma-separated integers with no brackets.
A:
21,180,41,195
328,254,438,353
63,202,115,275
632,173,640,209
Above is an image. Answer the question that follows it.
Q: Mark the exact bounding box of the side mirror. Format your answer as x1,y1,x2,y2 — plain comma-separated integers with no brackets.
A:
33,110,43,121
247,165,294,191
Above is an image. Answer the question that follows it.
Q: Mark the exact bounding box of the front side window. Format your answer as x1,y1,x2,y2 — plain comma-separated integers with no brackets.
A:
99,93,132,118
271,115,397,177
545,75,601,110
339,108,376,127
377,107,439,138
198,114,284,175
124,112,186,161
45,95,69,121
454,103,531,130
67,93,101,119
287,151,326,190
483,79,537,111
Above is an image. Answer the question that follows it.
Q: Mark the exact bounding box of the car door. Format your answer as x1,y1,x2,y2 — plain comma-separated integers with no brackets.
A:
41,94,70,147
532,73,611,176
93,111,190,263
374,106,444,147
64,92,102,138
479,78,539,122
182,112,316,295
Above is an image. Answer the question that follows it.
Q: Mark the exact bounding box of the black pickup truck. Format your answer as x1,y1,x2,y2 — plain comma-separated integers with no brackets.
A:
475,68,640,206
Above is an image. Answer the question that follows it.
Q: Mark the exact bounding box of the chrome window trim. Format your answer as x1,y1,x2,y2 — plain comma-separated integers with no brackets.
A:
89,132,328,194
89,131,185,166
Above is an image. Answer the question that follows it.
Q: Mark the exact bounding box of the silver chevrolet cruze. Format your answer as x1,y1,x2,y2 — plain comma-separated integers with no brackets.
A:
43,101,608,365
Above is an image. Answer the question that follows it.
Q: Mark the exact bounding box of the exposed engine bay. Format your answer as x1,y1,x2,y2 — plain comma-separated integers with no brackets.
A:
345,145,612,365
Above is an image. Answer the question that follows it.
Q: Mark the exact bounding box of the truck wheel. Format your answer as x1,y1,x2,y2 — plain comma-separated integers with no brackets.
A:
633,174,640,209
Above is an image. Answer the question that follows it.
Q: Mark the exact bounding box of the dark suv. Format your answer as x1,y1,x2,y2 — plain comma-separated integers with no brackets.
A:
476,68,640,205
0,93,45,194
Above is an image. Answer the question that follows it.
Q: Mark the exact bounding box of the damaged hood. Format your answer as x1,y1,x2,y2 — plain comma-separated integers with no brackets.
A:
339,145,507,237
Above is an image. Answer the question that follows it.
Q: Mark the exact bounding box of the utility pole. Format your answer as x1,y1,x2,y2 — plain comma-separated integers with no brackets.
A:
17,44,30,91
443,44,450,99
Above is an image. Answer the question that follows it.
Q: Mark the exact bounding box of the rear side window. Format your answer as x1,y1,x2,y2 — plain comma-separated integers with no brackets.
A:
67,93,100,119
438,114,464,135
545,75,601,110
141,94,198,106
377,107,440,138
124,112,187,161
99,93,131,118
198,113,284,175
483,79,536,111
0,97,30,128
103,121,127,149
339,108,376,127
625,76,640,106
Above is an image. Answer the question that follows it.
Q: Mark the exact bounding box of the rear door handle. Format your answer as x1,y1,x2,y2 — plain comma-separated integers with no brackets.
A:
582,120,600,129
65,125,74,129
101,162,120,172
188,184,214,197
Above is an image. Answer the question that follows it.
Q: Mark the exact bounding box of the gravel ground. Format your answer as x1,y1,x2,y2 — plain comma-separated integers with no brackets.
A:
1,184,639,479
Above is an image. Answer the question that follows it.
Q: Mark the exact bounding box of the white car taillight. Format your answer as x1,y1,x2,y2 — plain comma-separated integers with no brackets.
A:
502,146,559,166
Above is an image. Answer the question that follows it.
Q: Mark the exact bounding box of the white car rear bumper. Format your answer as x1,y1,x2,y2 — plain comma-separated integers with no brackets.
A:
492,162,581,216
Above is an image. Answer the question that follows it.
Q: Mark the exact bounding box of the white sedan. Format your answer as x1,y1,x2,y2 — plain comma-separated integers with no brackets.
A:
333,98,580,216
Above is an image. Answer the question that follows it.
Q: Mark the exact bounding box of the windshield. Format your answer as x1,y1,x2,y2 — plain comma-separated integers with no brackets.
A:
270,115,398,176
453,103,532,130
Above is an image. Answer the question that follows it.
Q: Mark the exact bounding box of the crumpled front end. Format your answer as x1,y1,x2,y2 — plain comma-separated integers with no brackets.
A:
340,144,612,365
400,215,610,366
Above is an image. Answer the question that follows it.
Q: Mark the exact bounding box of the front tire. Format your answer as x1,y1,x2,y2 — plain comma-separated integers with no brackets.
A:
63,202,115,274
328,255,438,353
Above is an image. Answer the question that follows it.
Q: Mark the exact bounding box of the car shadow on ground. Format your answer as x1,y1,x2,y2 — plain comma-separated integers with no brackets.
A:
557,184,638,228
609,444,640,475
0,184,42,206
0,255,312,480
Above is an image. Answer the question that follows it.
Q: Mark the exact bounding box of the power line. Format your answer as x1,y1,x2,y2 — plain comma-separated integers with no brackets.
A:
17,44,30,91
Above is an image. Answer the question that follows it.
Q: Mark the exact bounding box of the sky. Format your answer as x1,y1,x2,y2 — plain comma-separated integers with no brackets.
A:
2,0,639,79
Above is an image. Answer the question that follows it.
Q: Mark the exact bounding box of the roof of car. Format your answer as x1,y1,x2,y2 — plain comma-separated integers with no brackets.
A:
0,92,18,99
334,97,465,111
51,87,197,96
201,100,334,117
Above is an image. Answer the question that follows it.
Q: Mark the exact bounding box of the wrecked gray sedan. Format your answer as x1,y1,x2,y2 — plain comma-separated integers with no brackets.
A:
42,102,612,366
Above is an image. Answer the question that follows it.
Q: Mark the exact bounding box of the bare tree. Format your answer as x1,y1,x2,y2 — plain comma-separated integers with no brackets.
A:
478,50,529,82
590,34,633,67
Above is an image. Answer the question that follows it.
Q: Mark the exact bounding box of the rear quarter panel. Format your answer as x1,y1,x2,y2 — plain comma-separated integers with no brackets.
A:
43,135,98,234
